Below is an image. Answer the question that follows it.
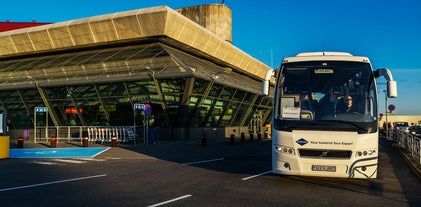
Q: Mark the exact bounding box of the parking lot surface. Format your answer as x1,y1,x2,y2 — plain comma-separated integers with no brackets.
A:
1,138,420,206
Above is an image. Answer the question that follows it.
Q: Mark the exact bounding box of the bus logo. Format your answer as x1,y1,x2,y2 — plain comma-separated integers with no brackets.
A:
296,138,308,146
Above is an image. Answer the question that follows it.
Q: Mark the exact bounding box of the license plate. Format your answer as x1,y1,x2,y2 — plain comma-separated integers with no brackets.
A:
312,165,336,172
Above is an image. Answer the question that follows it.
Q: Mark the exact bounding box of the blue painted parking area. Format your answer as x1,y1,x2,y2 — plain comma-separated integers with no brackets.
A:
9,147,110,158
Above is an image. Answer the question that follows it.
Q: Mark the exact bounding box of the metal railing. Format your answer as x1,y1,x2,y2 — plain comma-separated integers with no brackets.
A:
34,126,138,144
384,129,421,165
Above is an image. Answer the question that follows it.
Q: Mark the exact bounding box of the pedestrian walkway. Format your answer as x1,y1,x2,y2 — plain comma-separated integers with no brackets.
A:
380,135,421,180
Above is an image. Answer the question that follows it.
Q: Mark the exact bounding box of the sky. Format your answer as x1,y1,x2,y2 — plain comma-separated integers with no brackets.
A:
1,0,420,115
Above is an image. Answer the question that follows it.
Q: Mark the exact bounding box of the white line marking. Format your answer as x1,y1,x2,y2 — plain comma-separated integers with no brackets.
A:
146,194,192,207
92,147,111,157
52,159,87,164
241,171,272,181
76,158,107,162
0,174,107,192
31,161,64,166
105,157,122,160
182,158,224,165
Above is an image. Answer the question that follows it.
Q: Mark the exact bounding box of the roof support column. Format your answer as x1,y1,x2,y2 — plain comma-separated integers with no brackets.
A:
94,84,109,125
151,75,170,125
199,80,215,127
37,84,60,128
261,106,272,128
16,90,33,127
239,94,259,128
178,77,195,127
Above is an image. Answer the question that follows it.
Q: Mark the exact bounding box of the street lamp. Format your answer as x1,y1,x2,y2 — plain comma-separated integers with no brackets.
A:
384,89,388,138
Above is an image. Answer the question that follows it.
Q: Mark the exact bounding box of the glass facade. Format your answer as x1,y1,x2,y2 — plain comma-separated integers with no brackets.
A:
1,78,272,130
0,43,273,137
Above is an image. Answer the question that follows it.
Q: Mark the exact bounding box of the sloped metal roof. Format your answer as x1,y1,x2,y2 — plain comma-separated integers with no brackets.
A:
0,6,270,82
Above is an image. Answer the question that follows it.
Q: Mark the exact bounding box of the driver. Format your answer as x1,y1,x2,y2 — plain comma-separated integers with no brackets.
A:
338,95,358,113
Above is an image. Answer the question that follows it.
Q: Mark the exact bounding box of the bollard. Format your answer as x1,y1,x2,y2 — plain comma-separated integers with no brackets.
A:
201,134,207,146
250,132,254,141
111,137,117,147
258,132,262,140
264,131,268,139
0,136,10,159
240,132,245,142
230,134,235,145
50,137,57,148
17,137,24,148
82,137,88,147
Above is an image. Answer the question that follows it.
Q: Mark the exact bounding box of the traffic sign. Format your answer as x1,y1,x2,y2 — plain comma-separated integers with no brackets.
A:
388,104,395,111
134,103,152,116
144,104,152,116
134,103,144,110
24,129,30,138
35,107,48,113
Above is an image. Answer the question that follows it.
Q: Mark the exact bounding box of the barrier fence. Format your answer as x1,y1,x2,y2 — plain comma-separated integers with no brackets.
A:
384,129,421,165
33,126,138,144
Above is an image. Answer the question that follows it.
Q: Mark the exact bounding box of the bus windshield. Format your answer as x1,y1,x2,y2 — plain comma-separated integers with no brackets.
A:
274,61,378,133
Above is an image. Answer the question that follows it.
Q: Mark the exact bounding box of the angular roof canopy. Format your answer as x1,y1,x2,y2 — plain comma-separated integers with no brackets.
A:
0,6,270,82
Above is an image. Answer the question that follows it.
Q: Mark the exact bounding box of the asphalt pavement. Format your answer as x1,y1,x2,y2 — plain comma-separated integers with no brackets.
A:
1,136,420,207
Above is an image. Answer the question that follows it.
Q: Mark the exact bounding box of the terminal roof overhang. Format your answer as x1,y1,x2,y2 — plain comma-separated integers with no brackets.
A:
0,6,271,92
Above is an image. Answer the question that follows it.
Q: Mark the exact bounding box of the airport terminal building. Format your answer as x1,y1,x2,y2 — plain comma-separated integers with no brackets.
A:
0,4,272,141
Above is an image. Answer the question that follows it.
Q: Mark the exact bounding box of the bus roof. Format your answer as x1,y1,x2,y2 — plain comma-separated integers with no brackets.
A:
282,52,371,64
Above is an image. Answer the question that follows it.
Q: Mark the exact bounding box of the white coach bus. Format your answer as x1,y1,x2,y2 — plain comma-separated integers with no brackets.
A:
262,52,397,178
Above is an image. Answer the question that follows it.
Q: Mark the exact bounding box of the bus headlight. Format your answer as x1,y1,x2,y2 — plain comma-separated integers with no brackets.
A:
274,145,295,155
356,149,376,157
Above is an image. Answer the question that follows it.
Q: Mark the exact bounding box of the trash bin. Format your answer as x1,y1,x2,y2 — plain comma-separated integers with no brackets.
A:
201,134,207,146
82,137,88,147
17,137,24,148
50,137,57,148
111,137,117,147
230,134,235,145
0,136,10,159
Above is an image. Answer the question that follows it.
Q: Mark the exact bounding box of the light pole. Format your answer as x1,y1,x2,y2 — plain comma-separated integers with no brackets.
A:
384,90,388,138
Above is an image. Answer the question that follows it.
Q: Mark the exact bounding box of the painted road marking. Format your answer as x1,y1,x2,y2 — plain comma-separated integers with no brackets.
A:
76,158,107,162
182,158,224,165
146,194,192,207
10,147,109,158
0,174,107,192
31,158,107,165
31,161,65,166
51,159,88,164
241,171,272,181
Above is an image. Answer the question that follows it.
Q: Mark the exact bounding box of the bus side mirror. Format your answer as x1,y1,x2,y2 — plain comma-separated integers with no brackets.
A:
262,69,276,96
262,80,270,96
387,80,397,98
